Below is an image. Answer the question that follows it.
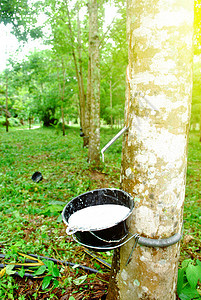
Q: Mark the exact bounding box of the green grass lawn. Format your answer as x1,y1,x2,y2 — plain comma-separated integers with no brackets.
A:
181,131,201,262
0,126,200,299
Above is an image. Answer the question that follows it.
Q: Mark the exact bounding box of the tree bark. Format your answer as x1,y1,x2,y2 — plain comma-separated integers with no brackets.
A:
87,0,100,166
85,53,91,148
110,75,113,128
57,59,66,136
77,5,87,140
61,58,66,136
65,0,86,139
29,117,32,129
5,76,8,132
107,0,194,299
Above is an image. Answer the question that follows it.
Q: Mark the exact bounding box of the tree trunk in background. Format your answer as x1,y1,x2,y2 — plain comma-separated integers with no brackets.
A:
84,2,92,149
28,117,32,129
61,58,66,136
87,0,100,166
85,52,91,148
65,1,86,141
61,104,65,136
77,6,87,141
5,76,8,132
57,59,66,136
107,0,194,299
110,76,113,128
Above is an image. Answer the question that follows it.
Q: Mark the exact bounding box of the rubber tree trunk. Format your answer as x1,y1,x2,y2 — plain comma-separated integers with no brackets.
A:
77,6,87,141
5,77,8,132
87,0,100,166
29,117,32,130
65,0,86,143
107,0,194,299
85,53,91,148
85,2,92,149
110,76,113,129
56,60,66,136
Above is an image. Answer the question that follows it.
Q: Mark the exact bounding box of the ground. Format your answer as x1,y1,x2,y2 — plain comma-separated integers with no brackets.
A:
0,126,200,299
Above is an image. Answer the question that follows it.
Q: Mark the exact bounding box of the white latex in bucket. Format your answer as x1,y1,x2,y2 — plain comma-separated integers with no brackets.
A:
66,204,130,235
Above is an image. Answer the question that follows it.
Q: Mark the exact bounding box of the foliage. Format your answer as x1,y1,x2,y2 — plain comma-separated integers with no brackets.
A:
177,259,201,300
0,0,201,130
194,0,201,55
100,1,127,124
0,50,78,126
191,58,201,130
0,0,43,41
0,116,21,127
0,0,128,127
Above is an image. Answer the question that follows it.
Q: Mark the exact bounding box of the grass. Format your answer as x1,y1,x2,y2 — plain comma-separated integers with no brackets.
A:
0,125,200,299
181,131,201,263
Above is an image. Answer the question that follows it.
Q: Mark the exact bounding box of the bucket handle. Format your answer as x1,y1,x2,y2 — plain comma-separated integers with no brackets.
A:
89,230,128,243
66,227,77,235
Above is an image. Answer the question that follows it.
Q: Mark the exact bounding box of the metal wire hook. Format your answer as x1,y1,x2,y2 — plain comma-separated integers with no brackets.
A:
126,233,140,266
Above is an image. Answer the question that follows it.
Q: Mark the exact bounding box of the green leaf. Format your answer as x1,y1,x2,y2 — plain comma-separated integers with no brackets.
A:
94,262,101,270
177,268,185,295
182,259,192,269
196,259,201,265
42,275,53,290
42,259,54,271
69,297,76,300
18,267,25,278
179,285,200,300
196,259,201,270
33,265,47,276
49,200,65,205
72,264,80,269
52,266,60,277
56,214,63,222
6,265,16,275
186,264,200,289
49,205,64,212
73,274,87,286
52,279,59,288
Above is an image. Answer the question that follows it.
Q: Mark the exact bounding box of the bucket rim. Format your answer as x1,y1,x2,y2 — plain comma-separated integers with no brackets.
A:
62,188,134,232
72,234,127,251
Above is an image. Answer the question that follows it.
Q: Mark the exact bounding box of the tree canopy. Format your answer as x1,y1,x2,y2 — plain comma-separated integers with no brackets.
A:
0,0,128,129
0,0,200,133
0,0,43,41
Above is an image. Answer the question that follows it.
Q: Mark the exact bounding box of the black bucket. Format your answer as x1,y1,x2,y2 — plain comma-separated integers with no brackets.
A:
62,188,134,251
31,171,43,183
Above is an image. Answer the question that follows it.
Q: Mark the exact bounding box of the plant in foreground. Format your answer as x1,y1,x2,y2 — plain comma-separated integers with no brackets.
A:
177,259,201,299
33,259,60,289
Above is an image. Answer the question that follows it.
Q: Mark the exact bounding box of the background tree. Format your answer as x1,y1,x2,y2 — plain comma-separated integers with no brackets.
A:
0,0,43,41
5,70,9,132
107,0,194,299
0,68,17,131
87,0,101,165
1,0,129,133
1,49,78,128
45,0,89,138
100,2,127,127
194,0,201,55
56,57,66,136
